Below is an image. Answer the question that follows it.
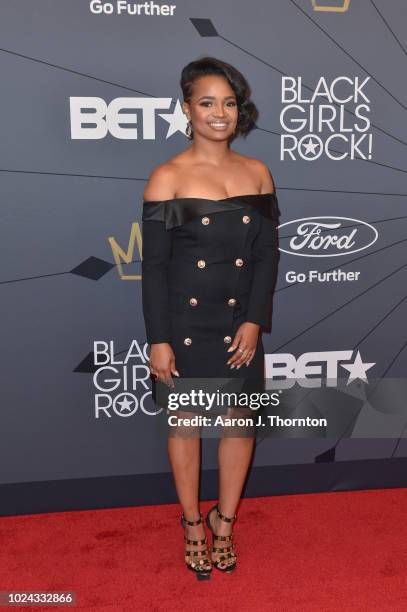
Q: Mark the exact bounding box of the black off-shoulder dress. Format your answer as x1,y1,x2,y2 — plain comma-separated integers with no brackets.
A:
141,192,280,416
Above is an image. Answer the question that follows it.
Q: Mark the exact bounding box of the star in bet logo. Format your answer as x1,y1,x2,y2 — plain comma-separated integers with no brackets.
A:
341,351,376,385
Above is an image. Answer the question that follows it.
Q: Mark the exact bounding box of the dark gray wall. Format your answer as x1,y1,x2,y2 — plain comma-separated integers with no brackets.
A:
1,0,406,489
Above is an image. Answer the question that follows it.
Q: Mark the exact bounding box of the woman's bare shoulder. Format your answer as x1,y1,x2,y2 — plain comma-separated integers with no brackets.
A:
143,161,180,202
256,159,275,193
234,153,276,193
143,149,193,201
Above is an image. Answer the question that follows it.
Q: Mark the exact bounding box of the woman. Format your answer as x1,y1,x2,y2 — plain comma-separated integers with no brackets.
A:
141,57,280,579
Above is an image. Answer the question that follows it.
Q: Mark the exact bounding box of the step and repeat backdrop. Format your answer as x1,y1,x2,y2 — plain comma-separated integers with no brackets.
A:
1,0,406,505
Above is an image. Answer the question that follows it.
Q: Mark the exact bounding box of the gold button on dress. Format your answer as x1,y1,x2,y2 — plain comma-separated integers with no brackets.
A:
201,217,210,225
235,258,244,267
197,259,206,268
183,337,192,346
189,297,198,306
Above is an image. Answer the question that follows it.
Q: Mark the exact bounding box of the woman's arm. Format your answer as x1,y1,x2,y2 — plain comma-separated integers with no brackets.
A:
141,214,172,344
141,165,177,344
227,163,280,369
246,163,280,332
141,165,179,385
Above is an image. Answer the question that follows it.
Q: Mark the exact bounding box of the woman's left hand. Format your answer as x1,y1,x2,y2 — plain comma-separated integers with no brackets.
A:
226,322,260,369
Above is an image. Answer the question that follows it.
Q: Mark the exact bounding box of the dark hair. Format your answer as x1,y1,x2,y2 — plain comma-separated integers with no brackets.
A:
180,56,258,140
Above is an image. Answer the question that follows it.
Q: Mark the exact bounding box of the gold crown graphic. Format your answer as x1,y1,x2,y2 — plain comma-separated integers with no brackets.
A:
311,0,350,12
108,222,143,280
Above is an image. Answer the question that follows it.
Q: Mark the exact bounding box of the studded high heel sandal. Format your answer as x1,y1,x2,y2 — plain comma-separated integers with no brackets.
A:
180,512,212,580
205,503,237,573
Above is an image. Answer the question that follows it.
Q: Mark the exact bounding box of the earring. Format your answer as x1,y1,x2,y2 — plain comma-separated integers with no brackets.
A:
185,119,193,139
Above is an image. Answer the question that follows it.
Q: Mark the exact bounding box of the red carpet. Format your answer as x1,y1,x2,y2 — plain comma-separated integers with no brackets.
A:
0,488,406,611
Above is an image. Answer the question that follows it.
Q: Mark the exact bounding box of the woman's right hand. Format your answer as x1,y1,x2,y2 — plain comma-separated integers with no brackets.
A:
149,343,180,388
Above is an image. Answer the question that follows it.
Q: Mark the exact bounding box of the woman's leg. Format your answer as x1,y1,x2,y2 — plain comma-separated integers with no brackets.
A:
167,411,212,571
209,407,256,569
218,436,255,517
167,413,201,518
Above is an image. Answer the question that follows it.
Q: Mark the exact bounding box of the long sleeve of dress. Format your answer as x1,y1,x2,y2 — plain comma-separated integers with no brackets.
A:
246,194,280,333
141,202,173,344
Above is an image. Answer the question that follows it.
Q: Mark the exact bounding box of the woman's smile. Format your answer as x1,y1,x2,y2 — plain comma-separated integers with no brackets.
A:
208,121,229,130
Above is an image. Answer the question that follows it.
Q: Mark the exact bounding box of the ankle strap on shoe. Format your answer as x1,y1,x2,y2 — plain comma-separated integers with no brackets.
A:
216,504,236,523
182,512,203,526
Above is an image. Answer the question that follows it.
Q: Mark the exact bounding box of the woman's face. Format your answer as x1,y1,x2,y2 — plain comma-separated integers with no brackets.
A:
183,74,238,141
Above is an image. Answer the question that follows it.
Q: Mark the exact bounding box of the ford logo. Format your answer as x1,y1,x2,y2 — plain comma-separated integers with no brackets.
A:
278,216,378,257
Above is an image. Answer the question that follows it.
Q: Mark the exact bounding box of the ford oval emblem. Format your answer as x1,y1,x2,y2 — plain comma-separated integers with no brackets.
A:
277,216,378,257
